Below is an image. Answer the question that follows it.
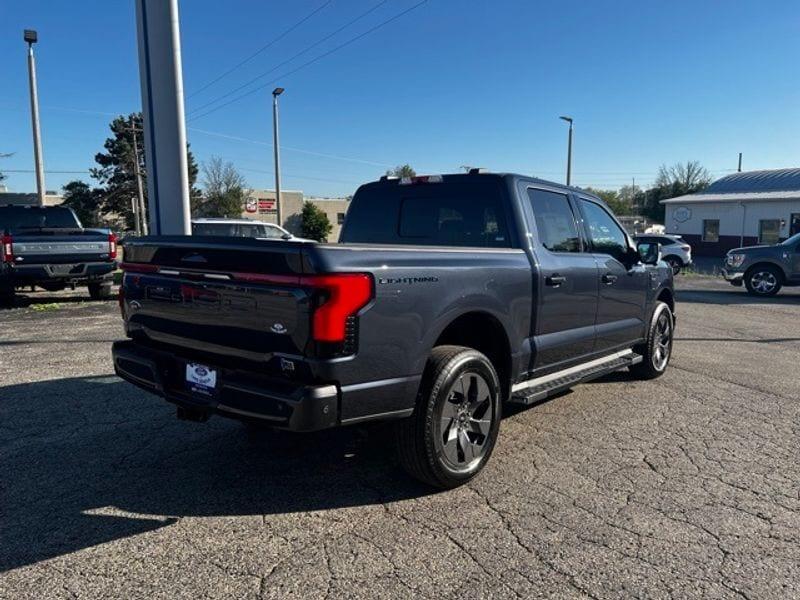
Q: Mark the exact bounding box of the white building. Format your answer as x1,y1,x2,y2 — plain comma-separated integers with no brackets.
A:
661,168,800,256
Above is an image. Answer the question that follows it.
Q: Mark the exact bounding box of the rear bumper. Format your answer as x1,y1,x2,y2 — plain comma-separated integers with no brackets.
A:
3,261,115,285
112,340,339,431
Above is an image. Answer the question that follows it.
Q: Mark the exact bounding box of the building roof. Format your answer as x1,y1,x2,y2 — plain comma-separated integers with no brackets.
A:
661,168,800,204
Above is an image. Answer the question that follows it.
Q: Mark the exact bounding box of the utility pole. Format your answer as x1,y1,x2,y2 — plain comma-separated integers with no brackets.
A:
272,88,284,228
559,116,573,186
24,30,46,207
130,123,148,235
738,153,742,173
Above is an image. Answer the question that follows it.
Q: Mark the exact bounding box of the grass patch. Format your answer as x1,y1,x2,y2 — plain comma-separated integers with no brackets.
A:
30,302,62,312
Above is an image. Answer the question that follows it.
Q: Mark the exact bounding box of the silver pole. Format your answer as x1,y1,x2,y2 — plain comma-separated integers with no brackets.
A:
130,124,148,235
272,91,283,228
134,0,191,235
25,34,46,206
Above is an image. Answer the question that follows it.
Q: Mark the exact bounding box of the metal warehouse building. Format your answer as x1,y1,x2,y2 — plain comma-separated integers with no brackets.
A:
662,168,800,257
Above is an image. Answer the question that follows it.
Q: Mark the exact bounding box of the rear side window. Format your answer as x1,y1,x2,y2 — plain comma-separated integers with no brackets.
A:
528,189,581,252
342,178,513,247
192,223,237,236
398,197,508,247
0,206,81,232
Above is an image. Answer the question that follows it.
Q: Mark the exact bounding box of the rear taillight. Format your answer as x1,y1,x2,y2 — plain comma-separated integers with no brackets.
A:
681,245,690,251
1,234,13,264
302,273,373,343
109,232,118,260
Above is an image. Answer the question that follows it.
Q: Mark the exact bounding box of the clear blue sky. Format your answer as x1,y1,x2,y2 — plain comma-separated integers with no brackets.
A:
2,0,799,197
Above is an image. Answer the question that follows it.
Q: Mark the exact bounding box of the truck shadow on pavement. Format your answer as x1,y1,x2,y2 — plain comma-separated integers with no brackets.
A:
676,288,800,306
0,376,432,573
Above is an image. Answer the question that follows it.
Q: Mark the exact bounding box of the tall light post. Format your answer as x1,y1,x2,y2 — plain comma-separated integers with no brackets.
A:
24,29,46,206
559,116,573,186
272,87,284,228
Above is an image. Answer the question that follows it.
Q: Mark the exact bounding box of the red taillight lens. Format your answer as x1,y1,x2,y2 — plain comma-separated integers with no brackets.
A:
301,273,373,343
1,234,13,263
109,232,118,260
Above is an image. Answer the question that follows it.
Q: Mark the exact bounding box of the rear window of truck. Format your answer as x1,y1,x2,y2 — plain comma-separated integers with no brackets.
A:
0,206,81,233
341,179,512,248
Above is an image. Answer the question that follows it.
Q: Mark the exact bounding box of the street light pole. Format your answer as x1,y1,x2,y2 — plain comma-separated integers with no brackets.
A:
272,88,284,228
129,123,148,236
24,30,46,207
559,116,573,186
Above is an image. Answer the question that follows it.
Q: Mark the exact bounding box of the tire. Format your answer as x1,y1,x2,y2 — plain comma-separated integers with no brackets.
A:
395,345,502,489
88,281,113,301
630,301,674,380
664,256,682,275
0,287,14,307
744,265,782,297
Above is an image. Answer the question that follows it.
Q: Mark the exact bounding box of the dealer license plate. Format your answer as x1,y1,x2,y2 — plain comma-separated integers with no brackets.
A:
185,363,217,396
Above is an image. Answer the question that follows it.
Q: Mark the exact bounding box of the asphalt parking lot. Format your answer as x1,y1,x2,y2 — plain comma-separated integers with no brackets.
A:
1,277,798,599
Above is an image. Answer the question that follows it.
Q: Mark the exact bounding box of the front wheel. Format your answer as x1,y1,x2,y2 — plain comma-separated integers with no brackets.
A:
630,301,674,380
744,265,782,297
395,345,502,489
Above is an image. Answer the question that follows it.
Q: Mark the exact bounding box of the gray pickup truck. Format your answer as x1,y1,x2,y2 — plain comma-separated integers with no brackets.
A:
113,172,675,488
723,233,800,296
1,205,117,304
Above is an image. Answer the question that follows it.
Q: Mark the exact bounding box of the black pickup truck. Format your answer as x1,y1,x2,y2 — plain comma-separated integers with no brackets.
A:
1,205,117,304
113,172,675,488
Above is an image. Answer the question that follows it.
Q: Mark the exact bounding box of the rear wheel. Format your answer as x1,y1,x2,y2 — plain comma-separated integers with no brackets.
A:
88,281,113,301
395,345,502,489
0,286,15,306
630,301,674,380
744,265,782,297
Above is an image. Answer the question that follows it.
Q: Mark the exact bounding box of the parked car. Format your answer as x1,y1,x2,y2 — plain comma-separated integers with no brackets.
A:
634,234,692,274
722,232,800,296
191,218,314,242
0,205,117,304
113,172,675,488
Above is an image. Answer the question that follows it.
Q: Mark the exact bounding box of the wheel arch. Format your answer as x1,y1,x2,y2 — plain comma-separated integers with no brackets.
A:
744,261,785,283
429,310,513,401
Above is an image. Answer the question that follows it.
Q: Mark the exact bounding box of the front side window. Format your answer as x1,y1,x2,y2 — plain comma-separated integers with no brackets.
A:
702,220,720,243
337,212,346,225
528,189,581,252
758,219,781,245
398,196,509,247
581,200,629,262
259,225,285,239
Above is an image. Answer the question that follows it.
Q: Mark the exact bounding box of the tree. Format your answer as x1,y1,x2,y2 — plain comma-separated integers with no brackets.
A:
583,187,633,216
0,152,13,185
61,180,103,227
91,113,200,229
196,156,248,217
301,202,333,241
386,164,416,178
655,161,712,191
641,161,712,222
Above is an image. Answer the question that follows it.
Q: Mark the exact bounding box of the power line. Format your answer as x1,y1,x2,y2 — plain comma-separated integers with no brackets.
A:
188,0,391,117
3,169,89,174
189,0,428,122
186,1,333,99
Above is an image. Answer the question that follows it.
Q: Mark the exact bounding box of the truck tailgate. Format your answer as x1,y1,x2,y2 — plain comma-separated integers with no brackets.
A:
121,236,314,362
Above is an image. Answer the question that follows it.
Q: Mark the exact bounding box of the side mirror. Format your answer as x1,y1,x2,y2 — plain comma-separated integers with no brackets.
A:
281,233,292,240
637,241,661,265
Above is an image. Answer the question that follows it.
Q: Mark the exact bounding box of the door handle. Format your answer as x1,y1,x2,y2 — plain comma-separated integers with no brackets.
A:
545,274,566,287
601,273,618,285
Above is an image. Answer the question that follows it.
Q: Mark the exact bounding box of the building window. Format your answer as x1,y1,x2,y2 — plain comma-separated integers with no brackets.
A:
702,220,719,243
759,219,781,245
337,212,345,225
